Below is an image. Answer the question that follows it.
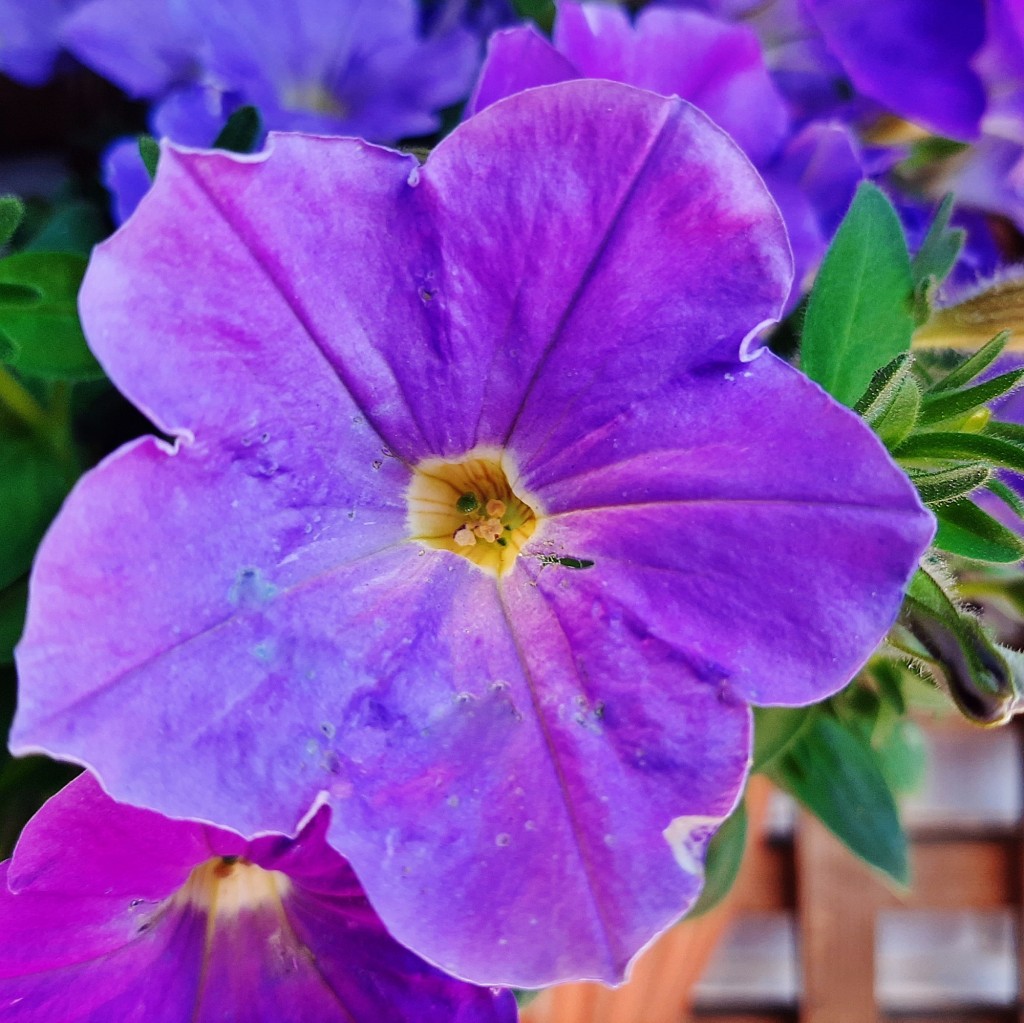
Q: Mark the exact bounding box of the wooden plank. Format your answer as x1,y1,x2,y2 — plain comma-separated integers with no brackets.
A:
891,839,1016,909
689,1014,797,1023
796,812,885,1023
1018,822,1024,1023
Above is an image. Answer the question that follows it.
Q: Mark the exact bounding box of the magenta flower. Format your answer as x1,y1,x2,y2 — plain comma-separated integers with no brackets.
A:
467,0,863,302
0,773,516,1022
13,82,933,985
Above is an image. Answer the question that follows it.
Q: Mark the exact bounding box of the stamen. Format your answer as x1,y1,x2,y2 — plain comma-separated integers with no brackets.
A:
406,449,541,576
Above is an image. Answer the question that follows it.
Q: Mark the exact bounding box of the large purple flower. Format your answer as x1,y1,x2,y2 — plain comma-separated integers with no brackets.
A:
467,0,863,303
0,773,516,1022
12,82,933,985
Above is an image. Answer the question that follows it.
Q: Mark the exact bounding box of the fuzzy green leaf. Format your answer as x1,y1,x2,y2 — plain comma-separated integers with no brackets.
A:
908,463,990,506
801,182,916,407
929,331,1009,394
919,369,1024,427
904,566,1015,724
910,195,965,300
895,431,1024,473
0,251,101,380
986,478,1024,520
854,353,922,447
769,713,909,885
933,499,1024,562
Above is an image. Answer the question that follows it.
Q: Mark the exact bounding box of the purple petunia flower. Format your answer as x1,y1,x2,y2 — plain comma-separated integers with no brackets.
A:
0,772,516,1022
62,0,480,140
12,81,933,985
0,0,83,86
467,0,863,302
65,0,483,221
799,0,987,142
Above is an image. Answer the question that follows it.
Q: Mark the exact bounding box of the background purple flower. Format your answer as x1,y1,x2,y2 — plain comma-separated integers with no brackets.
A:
13,82,933,985
63,0,482,220
63,0,480,138
0,773,516,1022
799,0,987,141
467,0,863,305
0,0,83,86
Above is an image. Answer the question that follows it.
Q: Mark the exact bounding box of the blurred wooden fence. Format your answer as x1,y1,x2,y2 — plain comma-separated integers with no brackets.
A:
523,722,1024,1023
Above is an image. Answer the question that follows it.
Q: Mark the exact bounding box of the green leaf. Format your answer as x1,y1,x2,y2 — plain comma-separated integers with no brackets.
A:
0,196,25,247
895,431,1024,473
876,718,928,795
933,498,1024,563
801,182,916,407
23,199,107,256
0,576,27,664
512,0,555,31
873,659,907,715
904,565,1016,724
874,373,922,449
908,463,990,506
139,135,160,181
213,105,263,154
983,418,1024,443
0,252,102,380
769,713,909,885
0,435,70,590
687,800,748,918
752,704,817,772
854,352,922,447
854,352,914,417
928,331,1009,393
986,478,1024,520
918,369,1024,427
910,194,965,305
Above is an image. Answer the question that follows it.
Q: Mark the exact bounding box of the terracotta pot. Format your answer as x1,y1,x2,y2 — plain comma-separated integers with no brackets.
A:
521,774,772,1023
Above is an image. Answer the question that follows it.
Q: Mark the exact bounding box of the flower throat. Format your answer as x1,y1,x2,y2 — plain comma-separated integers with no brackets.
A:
407,452,539,576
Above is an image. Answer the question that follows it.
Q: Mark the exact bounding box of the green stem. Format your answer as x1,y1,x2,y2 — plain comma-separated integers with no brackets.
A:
0,366,47,433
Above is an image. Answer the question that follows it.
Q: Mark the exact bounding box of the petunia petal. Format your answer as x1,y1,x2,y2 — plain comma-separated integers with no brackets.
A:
802,0,986,141
517,352,933,706
554,2,789,164
0,776,516,1022
465,24,578,118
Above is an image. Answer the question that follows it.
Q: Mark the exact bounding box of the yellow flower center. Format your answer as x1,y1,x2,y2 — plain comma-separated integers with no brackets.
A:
407,449,540,576
281,81,346,116
171,856,290,919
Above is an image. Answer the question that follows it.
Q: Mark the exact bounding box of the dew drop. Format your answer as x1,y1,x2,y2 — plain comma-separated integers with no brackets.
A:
447,794,460,808
320,722,336,739
496,833,511,847
524,820,536,831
